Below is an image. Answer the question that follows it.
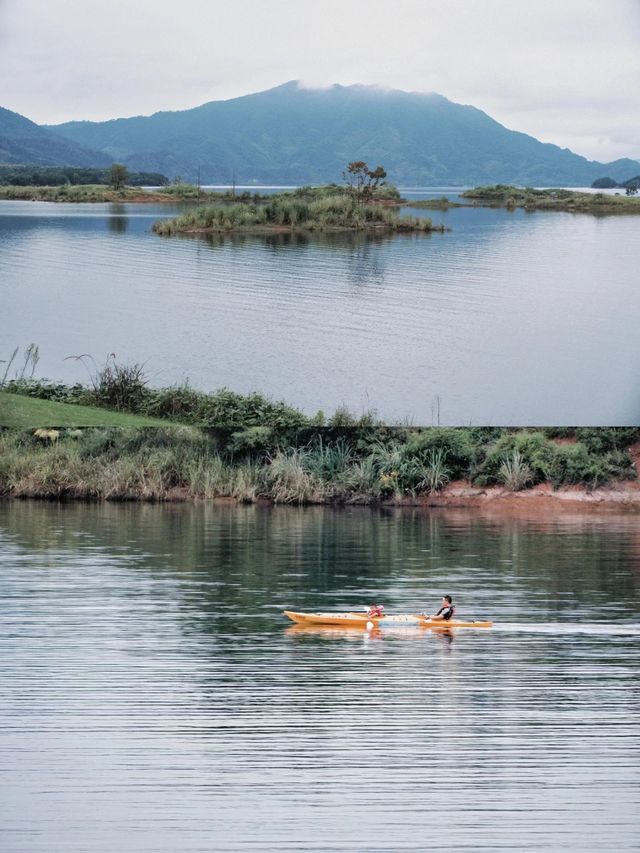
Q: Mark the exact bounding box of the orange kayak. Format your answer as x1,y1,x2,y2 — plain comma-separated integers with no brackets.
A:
283,610,492,629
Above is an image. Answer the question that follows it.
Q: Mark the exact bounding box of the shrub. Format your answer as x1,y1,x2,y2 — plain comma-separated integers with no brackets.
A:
477,431,557,485
404,427,476,479
574,428,640,454
549,443,635,489
143,384,205,420
90,361,150,412
4,378,89,405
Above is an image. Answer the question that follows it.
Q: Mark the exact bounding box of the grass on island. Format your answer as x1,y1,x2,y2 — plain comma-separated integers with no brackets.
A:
0,426,637,503
0,392,172,428
153,195,441,235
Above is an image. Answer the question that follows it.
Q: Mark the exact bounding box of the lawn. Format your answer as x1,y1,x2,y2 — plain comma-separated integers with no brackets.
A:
0,392,171,427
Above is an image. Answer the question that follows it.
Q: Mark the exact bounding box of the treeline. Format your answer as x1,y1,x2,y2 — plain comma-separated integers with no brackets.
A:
0,426,637,502
0,165,169,187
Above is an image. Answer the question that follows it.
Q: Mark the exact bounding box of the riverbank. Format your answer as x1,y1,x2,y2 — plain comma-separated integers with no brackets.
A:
420,478,640,508
1,427,638,506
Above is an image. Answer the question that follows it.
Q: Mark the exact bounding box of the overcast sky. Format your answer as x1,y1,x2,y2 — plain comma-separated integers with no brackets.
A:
1,0,639,163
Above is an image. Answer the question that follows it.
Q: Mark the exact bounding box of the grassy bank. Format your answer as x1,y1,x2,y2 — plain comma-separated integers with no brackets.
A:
0,184,202,203
0,182,404,205
0,427,637,503
0,392,173,427
153,195,442,235
1,375,327,428
460,185,640,213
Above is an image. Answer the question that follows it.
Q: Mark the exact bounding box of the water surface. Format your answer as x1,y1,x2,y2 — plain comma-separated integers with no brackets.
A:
1,501,639,851
1,190,639,423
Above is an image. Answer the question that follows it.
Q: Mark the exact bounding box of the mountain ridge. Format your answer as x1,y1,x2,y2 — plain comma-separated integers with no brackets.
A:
2,82,637,185
0,106,112,168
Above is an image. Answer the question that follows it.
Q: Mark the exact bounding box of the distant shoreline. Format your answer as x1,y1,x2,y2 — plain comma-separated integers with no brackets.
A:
2,183,639,215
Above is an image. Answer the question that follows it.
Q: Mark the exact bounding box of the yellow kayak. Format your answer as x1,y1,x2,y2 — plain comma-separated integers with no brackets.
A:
283,610,493,629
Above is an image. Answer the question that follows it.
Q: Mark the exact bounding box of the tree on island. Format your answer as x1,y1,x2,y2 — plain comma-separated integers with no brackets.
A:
343,161,387,202
108,163,129,190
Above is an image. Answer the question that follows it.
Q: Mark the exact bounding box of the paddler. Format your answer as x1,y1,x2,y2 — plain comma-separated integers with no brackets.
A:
427,595,455,621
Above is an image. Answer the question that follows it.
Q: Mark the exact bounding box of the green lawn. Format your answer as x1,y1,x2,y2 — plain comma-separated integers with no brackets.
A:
0,392,171,427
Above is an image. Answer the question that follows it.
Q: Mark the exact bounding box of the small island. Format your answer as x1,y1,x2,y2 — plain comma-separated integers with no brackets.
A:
152,162,444,235
458,185,640,214
152,195,443,236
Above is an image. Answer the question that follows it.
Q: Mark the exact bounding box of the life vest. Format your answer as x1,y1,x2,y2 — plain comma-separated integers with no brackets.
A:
367,604,385,618
437,604,455,620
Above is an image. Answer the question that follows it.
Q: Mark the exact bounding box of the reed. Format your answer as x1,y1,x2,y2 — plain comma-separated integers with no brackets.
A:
153,196,443,235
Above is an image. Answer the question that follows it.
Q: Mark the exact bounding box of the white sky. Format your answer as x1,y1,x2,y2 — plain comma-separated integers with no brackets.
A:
1,0,639,162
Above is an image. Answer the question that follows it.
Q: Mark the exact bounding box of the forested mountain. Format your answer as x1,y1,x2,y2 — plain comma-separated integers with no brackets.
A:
0,106,111,168
4,83,638,185
47,82,639,186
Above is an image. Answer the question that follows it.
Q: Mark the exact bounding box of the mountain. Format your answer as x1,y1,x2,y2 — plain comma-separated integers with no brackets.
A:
33,82,640,185
0,106,112,168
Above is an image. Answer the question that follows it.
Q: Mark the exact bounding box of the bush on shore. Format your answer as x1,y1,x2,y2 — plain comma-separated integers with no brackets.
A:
0,426,637,503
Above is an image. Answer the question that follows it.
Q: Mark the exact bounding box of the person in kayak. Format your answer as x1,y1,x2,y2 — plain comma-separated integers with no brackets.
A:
429,595,455,621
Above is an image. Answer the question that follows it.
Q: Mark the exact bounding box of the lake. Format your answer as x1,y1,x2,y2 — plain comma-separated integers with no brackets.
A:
1,501,639,851
1,189,639,424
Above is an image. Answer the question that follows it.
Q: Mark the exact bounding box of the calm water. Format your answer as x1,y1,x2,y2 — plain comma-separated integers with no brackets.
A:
1,501,639,851
1,191,639,424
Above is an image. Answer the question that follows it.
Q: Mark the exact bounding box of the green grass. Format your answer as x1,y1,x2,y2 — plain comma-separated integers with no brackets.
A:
0,392,172,427
0,184,205,203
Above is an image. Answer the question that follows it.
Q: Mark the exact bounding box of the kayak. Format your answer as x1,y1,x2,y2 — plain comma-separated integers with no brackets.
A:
283,610,492,629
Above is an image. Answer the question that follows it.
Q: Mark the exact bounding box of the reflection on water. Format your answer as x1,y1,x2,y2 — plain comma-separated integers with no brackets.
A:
0,501,638,851
186,229,398,251
1,197,639,423
107,202,128,233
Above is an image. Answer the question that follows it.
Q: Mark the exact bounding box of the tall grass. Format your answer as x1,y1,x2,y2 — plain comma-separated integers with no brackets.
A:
153,196,442,235
498,450,533,491
0,428,637,503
